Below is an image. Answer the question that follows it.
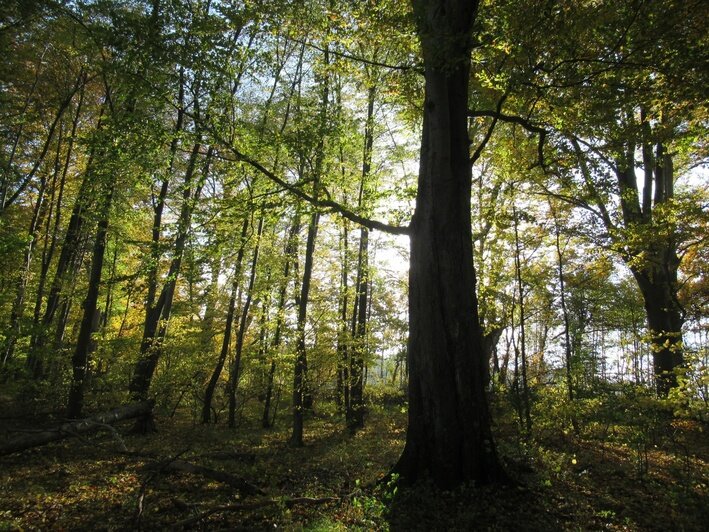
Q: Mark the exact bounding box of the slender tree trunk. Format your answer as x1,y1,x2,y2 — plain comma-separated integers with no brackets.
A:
392,0,505,487
146,68,186,313
512,204,532,436
2,165,50,365
0,53,42,210
201,257,243,425
290,201,320,446
227,213,264,427
67,183,113,418
336,218,349,411
551,208,578,432
28,147,98,378
201,222,248,424
289,46,330,447
347,225,368,432
346,85,376,432
0,72,83,215
30,82,84,354
129,142,207,420
263,214,299,428
200,254,221,348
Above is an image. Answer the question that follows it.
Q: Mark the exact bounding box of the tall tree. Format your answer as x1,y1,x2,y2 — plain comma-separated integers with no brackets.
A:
347,83,376,432
289,45,331,447
392,0,505,487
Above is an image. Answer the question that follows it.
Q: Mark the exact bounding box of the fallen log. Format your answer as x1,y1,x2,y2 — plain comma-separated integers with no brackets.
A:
0,401,154,457
155,459,264,496
195,450,257,463
174,495,341,528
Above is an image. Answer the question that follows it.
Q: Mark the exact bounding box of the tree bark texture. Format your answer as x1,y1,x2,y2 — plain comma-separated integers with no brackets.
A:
392,0,505,488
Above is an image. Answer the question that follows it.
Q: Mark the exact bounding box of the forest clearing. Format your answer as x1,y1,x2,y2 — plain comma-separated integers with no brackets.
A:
1,0,707,529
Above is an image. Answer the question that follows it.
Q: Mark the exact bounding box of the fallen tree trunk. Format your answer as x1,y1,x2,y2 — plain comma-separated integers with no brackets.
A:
0,401,154,456
174,495,342,528
194,450,257,463
155,459,264,495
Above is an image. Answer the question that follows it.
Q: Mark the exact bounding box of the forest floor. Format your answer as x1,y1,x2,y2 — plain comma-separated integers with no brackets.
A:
0,401,707,531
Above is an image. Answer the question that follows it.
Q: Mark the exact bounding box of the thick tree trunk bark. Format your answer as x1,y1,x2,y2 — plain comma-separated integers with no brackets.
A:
632,266,683,396
392,0,505,488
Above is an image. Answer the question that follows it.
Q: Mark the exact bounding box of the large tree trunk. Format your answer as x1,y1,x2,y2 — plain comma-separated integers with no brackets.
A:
617,137,684,396
632,262,683,396
392,0,505,488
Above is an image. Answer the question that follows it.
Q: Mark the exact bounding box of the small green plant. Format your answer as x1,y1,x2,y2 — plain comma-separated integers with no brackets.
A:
598,509,616,519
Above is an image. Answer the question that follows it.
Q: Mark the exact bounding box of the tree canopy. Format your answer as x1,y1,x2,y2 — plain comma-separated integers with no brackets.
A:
0,0,707,523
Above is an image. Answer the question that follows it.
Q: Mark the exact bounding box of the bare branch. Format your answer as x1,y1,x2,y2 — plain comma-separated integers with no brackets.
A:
214,143,411,236
470,94,508,165
467,108,547,169
288,36,422,74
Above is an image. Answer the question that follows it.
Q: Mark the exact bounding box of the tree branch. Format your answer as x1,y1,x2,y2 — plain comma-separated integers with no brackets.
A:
468,108,547,169
288,36,422,74
470,94,508,165
216,143,411,236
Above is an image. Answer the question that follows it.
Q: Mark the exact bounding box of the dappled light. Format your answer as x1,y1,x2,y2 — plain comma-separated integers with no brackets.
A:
0,0,707,529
